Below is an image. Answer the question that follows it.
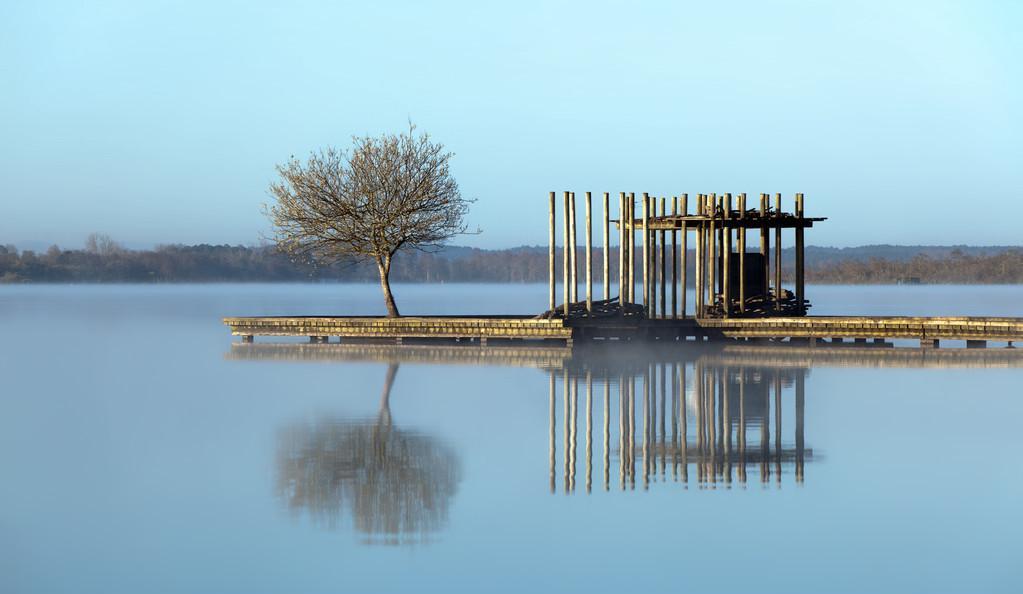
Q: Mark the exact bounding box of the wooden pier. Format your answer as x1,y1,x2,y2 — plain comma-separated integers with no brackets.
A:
225,191,1023,349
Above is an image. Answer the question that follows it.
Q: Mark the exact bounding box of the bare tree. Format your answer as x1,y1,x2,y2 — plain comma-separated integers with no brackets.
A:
266,126,474,316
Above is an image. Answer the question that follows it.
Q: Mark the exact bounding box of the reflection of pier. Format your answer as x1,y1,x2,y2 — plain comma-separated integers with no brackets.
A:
547,359,810,492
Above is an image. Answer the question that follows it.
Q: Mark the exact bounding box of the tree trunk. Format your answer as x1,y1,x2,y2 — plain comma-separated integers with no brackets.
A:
377,256,400,317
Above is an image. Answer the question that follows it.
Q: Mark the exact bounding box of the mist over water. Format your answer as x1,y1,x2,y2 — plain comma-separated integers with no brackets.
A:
1,284,1022,593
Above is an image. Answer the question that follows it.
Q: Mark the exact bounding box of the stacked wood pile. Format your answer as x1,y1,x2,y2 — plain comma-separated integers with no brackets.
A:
536,297,647,320
703,289,809,318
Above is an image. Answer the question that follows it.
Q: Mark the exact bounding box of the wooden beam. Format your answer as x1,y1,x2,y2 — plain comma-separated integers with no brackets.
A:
603,192,610,301
642,193,650,315
660,197,667,318
628,193,635,304
694,194,703,317
739,193,746,315
680,194,688,319
795,193,805,315
563,191,570,316
671,196,678,319
569,192,577,304
723,193,732,318
774,192,782,311
585,191,592,313
618,192,625,306
708,194,717,316
760,193,768,298
549,191,556,312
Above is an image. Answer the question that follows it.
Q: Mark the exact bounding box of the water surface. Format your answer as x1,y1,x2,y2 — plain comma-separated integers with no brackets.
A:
1,284,1021,593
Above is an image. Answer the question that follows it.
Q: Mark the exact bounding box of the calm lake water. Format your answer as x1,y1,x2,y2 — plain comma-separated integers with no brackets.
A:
1,284,1022,593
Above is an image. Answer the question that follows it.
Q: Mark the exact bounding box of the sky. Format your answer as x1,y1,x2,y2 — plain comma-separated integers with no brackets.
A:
2,0,1021,250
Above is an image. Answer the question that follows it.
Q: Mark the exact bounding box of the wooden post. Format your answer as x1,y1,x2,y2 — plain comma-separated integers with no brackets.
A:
642,193,650,315
716,195,724,308
774,193,782,311
585,191,592,313
708,194,716,315
563,191,570,317
549,191,556,313
738,193,746,315
621,193,630,300
603,192,610,302
569,192,577,304
659,197,667,319
671,196,678,319
723,193,732,318
681,194,688,319
694,195,703,317
795,193,805,315
618,192,625,306
760,193,768,298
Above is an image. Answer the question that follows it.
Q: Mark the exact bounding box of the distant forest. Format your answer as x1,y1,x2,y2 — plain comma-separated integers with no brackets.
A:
3,235,1023,284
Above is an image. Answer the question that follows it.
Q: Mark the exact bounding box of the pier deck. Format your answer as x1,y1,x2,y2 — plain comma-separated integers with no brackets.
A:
224,314,1023,348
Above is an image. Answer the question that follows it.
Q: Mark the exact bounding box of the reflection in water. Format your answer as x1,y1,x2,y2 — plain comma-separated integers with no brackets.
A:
548,357,811,492
275,363,461,545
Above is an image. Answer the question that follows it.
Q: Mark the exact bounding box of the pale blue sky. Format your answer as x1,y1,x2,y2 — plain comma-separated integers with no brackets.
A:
2,0,1021,249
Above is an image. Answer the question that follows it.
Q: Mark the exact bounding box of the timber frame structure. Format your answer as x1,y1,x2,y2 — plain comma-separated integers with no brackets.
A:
546,191,824,319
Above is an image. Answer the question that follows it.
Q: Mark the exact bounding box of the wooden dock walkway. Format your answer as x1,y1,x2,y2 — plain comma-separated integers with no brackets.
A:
224,314,1023,348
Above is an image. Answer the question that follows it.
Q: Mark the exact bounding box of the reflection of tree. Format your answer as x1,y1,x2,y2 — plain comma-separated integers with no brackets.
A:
276,363,460,544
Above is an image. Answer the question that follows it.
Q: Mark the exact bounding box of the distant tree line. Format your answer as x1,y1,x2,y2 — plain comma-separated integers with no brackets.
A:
3,235,1023,284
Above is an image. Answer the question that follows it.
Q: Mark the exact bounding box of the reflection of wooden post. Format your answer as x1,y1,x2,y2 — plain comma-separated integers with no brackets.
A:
680,194,688,319
569,192,577,304
629,375,636,488
679,362,688,484
774,374,782,484
603,377,610,491
603,192,610,302
761,374,770,483
549,372,556,493
562,369,570,491
723,194,732,318
723,365,732,484
549,191,556,312
618,374,626,490
796,372,805,483
571,377,578,492
563,192,570,316
774,193,782,311
738,368,747,484
738,193,747,315
586,371,592,493
795,193,805,315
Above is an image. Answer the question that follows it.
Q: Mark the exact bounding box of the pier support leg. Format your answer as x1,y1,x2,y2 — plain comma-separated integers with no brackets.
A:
680,195,688,319
585,191,592,313
618,192,625,308
603,192,610,302
966,340,987,349
723,193,732,318
660,197,666,319
570,192,578,304
795,193,805,315
774,193,782,311
643,193,651,316
671,196,678,319
241,335,254,343
549,191,556,313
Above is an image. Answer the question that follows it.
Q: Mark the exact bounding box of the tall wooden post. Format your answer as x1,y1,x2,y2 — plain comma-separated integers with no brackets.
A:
659,197,667,318
694,195,703,317
618,192,625,306
642,193,650,315
603,192,610,302
569,192,577,304
549,191,556,312
760,193,769,298
585,191,592,313
621,193,630,300
774,193,782,311
738,193,747,315
723,194,732,317
708,194,716,315
671,196,678,319
563,191,570,317
796,193,805,315
680,194,688,319
716,195,724,308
